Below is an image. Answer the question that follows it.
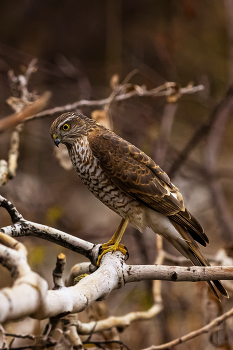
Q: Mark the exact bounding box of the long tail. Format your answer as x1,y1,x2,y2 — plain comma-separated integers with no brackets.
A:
168,221,228,300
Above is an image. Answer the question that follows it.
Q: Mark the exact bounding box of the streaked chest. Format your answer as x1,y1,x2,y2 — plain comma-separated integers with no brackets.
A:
67,137,144,226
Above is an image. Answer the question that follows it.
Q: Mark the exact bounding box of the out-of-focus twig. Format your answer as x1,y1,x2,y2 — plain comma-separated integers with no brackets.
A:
64,314,84,350
153,236,164,304
76,303,163,335
143,306,233,350
29,83,204,120
0,92,51,133
0,59,51,186
168,87,233,179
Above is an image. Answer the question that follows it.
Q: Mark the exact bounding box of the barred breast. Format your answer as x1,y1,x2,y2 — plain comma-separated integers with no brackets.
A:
68,136,146,232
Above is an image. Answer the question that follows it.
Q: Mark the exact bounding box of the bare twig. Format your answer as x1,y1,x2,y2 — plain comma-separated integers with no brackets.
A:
63,314,84,350
0,92,51,133
168,87,233,178
0,195,23,223
143,306,233,350
0,60,51,187
4,333,35,341
28,83,204,121
153,236,164,304
75,303,163,335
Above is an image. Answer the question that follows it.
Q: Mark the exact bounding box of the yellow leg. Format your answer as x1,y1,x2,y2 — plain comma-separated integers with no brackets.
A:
97,218,129,266
101,218,125,248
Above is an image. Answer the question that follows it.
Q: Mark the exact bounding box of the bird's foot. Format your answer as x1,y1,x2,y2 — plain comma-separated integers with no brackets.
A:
74,273,89,284
97,243,128,266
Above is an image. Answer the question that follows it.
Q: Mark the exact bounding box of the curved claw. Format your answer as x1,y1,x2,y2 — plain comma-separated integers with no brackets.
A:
97,243,128,266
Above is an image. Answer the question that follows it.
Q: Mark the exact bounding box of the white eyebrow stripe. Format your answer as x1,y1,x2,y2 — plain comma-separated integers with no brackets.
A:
57,115,74,129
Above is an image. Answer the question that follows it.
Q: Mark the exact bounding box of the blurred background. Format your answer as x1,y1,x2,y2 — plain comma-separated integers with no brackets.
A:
1,1,233,349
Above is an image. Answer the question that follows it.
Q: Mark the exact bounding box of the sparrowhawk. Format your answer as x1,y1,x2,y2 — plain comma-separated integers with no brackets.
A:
50,111,228,299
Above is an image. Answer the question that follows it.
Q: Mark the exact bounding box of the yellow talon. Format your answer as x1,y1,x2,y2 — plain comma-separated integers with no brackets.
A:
97,218,129,266
97,243,128,266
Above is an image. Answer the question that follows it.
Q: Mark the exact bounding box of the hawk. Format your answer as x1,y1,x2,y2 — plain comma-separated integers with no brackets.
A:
50,112,228,299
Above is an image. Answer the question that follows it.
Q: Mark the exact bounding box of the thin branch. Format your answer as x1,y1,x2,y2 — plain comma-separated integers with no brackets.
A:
143,306,233,350
168,86,233,178
153,236,164,304
0,60,51,187
1,220,96,261
63,314,84,350
27,83,204,121
0,92,51,133
76,303,163,335
0,195,24,223
4,333,35,341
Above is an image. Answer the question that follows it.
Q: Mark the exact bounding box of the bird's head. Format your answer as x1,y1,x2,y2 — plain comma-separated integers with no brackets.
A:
50,112,91,147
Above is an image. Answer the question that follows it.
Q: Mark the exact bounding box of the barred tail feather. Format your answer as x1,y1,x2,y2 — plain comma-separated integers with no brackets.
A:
170,221,228,299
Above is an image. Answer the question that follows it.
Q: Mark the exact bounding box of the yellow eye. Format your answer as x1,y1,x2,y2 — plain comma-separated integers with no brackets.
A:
62,123,70,131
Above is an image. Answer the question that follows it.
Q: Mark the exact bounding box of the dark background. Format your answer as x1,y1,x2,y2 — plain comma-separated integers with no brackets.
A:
1,1,233,349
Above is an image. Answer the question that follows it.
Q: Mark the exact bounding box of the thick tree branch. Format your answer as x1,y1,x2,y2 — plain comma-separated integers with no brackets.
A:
1,246,232,324
123,264,233,283
1,194,233,326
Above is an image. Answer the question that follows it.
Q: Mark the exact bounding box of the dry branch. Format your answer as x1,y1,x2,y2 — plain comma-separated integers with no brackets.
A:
1,194,233,339
168,86,233,178
0,92,51,133
76,303,163,335
143,306,233,350
1,195,233,282
28,83,204,121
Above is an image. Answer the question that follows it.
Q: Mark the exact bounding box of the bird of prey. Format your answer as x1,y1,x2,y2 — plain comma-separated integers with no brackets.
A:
50,112,228,299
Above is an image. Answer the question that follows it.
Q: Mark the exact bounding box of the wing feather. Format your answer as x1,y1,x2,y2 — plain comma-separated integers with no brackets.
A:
88,127,208,246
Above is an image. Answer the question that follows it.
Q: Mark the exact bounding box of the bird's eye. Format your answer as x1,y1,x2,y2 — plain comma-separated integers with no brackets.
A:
62,123,70,131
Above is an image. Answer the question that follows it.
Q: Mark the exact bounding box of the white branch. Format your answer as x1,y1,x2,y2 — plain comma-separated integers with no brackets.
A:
1,195,233,325
76,303,163,335
0,243,48,323
123,264,233,282
1,219,96,262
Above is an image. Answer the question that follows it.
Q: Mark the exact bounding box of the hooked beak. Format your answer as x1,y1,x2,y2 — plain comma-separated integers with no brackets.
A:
52,134,61,147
